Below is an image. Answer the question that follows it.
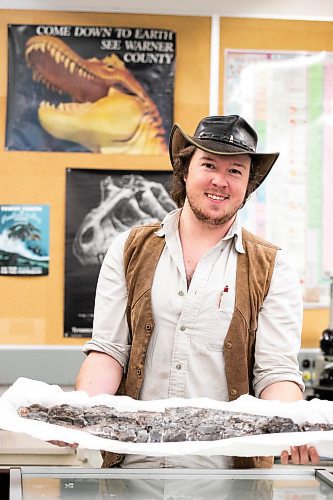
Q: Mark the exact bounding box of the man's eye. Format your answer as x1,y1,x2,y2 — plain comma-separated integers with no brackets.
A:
229,168,242,175
202,163,215,169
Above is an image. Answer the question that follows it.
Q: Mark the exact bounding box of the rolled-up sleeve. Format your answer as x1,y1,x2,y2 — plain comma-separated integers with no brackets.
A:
82,230,131,369
253,249,305,397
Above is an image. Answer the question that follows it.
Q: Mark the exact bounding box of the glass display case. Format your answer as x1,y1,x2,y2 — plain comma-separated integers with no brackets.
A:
4,466,333,499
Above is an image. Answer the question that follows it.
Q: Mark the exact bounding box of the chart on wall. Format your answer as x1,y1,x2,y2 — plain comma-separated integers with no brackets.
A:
225,49,333,300
6,24,176,154
64,168,176,338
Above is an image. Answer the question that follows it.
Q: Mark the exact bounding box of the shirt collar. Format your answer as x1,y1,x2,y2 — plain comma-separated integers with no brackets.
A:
230,216,245,253
155,208,181,238
155,208,245,254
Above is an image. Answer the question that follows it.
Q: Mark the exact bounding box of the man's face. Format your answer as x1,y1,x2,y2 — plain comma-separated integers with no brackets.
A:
184,148,251,227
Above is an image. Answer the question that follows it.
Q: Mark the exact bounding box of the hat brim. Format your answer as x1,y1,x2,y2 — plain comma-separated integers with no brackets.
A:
169,124,280,193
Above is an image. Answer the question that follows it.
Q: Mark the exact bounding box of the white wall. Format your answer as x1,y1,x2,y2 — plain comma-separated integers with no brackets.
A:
1,0,333,20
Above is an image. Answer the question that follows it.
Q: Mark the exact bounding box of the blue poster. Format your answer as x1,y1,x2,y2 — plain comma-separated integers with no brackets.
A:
0,204,50,276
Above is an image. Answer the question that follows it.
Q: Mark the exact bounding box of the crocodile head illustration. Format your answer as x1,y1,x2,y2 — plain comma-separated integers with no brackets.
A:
25,35,168,154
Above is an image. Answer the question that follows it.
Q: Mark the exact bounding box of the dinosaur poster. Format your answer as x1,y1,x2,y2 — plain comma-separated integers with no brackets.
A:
65,168,176,338
0,205,50,276
6,24,176,154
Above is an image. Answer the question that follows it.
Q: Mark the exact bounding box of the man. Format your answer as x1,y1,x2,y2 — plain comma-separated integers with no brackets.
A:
76,115,319,468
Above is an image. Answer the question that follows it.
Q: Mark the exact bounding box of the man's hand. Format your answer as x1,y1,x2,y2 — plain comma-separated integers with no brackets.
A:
280,445,320,465
261,382,321,466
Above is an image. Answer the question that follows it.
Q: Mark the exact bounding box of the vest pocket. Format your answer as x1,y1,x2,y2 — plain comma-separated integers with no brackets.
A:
204,290,235,351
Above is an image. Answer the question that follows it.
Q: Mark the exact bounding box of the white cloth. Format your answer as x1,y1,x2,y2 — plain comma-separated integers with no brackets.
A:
83,209,304,468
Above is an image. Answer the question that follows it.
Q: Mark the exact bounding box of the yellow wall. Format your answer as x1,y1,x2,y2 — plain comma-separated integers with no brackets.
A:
303,309,329,348
0,10,210,345
0,11,329,348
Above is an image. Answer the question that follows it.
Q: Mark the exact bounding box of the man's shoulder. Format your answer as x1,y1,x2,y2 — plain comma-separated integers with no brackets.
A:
124,222,163,252
124,222,165,273
241,227,280,251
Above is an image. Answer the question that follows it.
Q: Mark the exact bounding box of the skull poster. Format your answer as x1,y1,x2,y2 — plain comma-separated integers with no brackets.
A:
65,168,176,337
6,24,175,154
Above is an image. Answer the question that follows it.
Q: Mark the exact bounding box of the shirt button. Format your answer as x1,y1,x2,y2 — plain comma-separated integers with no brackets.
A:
178,291,184,296
180,325,186,331
230,389,237,397
136,368,142,375
176,364,182,370
145,324,152,332
225,341,232,349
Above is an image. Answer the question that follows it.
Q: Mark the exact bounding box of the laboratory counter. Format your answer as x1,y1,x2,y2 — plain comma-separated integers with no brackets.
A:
3,465,333,499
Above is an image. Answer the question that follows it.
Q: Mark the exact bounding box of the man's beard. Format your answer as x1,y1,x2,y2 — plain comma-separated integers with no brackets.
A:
187,194,241,227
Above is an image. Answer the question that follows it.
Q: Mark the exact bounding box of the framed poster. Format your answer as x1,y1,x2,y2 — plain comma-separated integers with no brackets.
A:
0,204,50,276
65,168,176,337
6,24,176,154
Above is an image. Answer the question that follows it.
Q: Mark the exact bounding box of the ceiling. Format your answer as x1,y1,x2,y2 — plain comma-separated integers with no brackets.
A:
1,0,333,20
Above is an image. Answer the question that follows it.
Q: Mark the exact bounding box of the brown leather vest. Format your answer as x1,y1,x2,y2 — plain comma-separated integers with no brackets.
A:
102,224,278,469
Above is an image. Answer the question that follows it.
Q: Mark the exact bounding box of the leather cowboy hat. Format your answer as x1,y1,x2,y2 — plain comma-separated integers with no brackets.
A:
169,115,279,194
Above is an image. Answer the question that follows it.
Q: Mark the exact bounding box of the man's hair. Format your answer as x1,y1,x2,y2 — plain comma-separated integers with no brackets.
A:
170,145,259,208
170,145,196,207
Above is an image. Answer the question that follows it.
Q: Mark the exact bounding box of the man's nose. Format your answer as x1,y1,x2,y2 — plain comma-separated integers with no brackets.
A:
211,171,228,187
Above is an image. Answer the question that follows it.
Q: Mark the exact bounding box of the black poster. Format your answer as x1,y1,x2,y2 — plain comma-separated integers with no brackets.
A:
65,168,176,337
7,25,175,154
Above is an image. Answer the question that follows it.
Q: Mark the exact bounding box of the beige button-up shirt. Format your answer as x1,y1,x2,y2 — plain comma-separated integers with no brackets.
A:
83,209,304,468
